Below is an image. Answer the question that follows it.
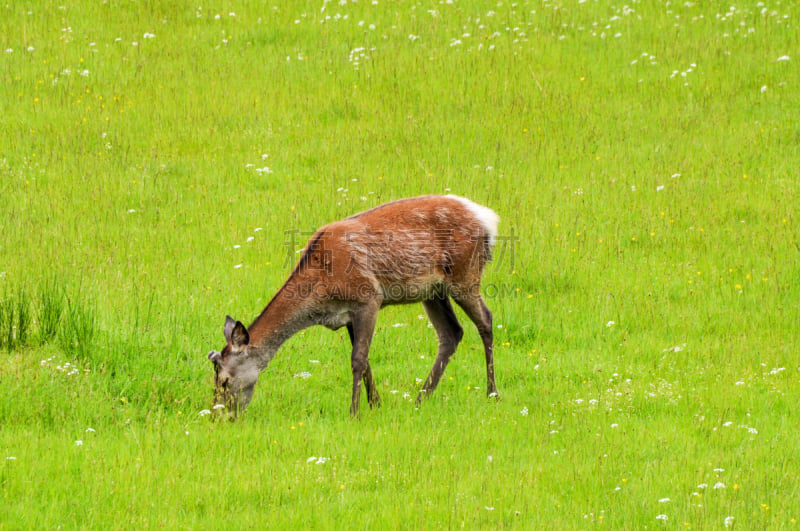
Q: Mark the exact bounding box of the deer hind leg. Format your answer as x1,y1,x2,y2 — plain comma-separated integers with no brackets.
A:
348,305,379,418
452,290,499,399
417,294,464,404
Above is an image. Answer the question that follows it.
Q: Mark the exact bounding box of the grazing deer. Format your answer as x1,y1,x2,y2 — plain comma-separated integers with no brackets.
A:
207,194,500,417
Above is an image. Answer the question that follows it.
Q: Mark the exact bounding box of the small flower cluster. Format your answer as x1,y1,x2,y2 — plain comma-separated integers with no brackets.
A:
40,357,90,377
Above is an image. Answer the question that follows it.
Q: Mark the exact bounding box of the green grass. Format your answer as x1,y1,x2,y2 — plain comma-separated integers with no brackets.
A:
37,275,66,344
1,0,799,528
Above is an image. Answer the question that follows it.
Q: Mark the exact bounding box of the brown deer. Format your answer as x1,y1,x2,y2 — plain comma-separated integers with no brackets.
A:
207,195,500,417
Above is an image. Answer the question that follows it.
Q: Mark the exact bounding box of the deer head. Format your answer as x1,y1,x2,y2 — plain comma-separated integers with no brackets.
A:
207,316,260,417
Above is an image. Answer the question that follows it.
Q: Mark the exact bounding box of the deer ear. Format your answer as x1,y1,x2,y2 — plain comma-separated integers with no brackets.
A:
230,320,249,347
224,315,249,347
224,316,236,342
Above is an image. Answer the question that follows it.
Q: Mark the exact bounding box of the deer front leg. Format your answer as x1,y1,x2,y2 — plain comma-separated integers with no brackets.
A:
362,364,381,409
347,323,381,410
348,304,379,418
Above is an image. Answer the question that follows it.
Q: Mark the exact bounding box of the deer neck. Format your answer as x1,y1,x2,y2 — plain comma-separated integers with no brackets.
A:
245,286,315,369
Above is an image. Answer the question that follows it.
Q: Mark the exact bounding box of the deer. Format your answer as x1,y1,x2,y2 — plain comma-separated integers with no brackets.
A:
207,194,500,418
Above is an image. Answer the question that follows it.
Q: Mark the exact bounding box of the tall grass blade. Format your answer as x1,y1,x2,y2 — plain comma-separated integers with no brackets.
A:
0,296,6,350
15,288,31,347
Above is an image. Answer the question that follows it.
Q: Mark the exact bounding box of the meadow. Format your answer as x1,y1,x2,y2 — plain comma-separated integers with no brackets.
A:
1,0,799,527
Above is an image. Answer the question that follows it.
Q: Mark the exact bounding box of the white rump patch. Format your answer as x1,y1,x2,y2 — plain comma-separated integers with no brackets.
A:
446,195,500,246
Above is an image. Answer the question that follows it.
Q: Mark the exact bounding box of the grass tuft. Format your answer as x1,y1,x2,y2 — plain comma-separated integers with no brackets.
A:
37,276,66,344
57,293,96,359
0,287,31,350
0,292,13,351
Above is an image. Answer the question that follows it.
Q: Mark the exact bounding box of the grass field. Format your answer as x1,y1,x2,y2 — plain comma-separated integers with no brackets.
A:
1,0,799,528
